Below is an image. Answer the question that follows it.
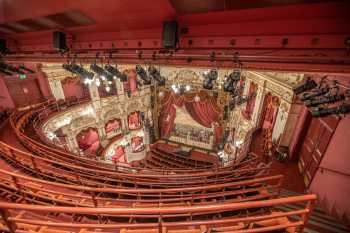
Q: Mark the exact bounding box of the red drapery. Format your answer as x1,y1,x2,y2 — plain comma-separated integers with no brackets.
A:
105,119,121,133
127,70,138,93
262,95,280,129
112,146,126,162
131,136,144,152
128,111,141,129
244,82,258,120
159,91,221,139
76,128,100,152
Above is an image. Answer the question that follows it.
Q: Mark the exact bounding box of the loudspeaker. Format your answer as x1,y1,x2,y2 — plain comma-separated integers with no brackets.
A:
162,21,178,49
0,39,7,53
53,31,67,50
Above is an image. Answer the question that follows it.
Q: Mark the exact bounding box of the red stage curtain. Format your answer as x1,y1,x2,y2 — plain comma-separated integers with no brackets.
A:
128,112,141,130
159,91,221,139
105,119,121,133
244,82,258,120
263,96,280,129
77,128,100,151
128,70,137,93
112,146,126,162
214,123,224,145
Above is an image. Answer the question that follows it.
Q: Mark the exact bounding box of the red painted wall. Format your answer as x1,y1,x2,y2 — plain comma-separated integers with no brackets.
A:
62,82,84,100
309,114,350,219
0,77,15,108
36,71,52,99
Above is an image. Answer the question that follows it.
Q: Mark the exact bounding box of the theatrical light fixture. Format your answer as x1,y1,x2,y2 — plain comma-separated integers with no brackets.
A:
90,63,113,81
104,64,127,82
18,65,35,74
0,61,25,75
300,76,329,101
223,70,241,93
305,94,345,107
135,65,151,85
148,66,165,86
300,86,329,101
293,78,317,95
0,68,13,75
95,78,101,87
311,103,350,117
62,63,94,80
202,69,218,90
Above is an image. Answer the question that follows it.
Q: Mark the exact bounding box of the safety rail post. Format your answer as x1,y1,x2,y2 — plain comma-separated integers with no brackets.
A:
0,208,17,233
158,214,163,233
12,176,27,203
300,198,316,233
91,191,102,224
30,156,37,171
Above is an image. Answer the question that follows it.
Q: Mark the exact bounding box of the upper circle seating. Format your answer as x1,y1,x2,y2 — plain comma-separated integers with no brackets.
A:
0,100,317,233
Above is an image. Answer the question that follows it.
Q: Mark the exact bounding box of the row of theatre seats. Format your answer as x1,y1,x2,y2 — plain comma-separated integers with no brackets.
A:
0,100,317,233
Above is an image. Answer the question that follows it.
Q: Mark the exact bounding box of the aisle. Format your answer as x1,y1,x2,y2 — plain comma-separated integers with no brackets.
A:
278,189,350,233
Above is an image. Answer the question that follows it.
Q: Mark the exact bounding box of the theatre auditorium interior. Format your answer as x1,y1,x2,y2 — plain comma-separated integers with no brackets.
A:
1,1,350,233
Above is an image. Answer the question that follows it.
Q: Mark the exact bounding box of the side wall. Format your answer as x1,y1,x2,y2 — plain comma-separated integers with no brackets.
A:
309,114,350,221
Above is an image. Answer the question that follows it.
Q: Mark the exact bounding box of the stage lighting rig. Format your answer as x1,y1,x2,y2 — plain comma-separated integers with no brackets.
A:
18,65,35,74
0,68,12,75
306,84,350,107
202,69,218,90
90,63,113,81
223,70,241,93
311,103,350,117
63,63,94,80
305,94,345,107
0,61,25,75
148,66,165,86
236,92,257,105
135,65,151,85
293,77,317,95
300,78,328,100
104,64,127,82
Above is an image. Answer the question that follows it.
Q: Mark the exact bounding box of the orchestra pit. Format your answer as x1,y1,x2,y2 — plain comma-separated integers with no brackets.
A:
0,1,349,232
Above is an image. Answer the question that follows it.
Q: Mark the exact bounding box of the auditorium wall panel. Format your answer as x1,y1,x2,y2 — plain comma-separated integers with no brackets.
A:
0,77,15,108
309,111,350,219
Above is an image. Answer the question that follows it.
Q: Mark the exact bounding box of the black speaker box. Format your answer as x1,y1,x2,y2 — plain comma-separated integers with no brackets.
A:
53,31,67,50
162,21,178,49
0,39,7,53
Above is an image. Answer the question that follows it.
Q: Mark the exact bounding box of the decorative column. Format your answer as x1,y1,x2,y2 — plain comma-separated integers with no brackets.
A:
272,100,291,144
97,125,106,141
62,127,80,154
116,79,124,95
251,84,266,127
89,74,101,109
48,78,65,100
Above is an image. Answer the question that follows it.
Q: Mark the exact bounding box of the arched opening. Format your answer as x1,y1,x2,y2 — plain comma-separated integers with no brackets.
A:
128,111,142,130
76,127,100,155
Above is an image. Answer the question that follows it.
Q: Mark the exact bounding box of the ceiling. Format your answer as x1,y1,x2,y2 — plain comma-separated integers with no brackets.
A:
0,0,346,36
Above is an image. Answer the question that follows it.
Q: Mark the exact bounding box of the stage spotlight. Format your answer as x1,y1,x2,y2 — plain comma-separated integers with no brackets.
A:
18,65,35,74
63,63,94,80
135,65,151,85
0,68,13,76
223,70,241,93
202,69,218,90
90,64,113,81
0,62,25,74
148,66,165,86
293,78,317,95
104,64,127,82
305,94,345,107
311,103,350,117
300,86,329,101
